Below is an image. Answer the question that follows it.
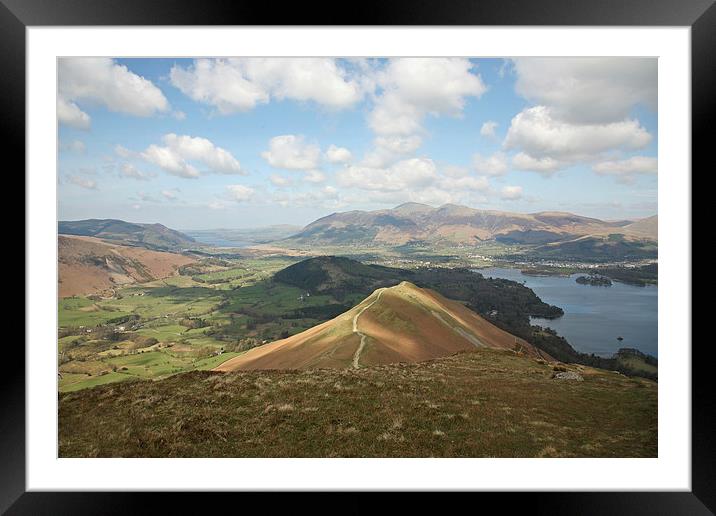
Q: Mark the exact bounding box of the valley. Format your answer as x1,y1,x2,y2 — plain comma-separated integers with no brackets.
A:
57,250,566,391
52,56,662,462
57,208,658,451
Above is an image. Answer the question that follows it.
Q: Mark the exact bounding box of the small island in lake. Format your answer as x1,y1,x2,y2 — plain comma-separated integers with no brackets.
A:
576,275,612,287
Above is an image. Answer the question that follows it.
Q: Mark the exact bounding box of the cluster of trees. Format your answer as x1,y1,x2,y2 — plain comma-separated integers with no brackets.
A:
504,325,657,380
412,268,564,323
274,255,402,301
576,275,612,286
179,317,207,329
616,347,658,366
105,314,140,326
178,258,233,277
596,263,658,286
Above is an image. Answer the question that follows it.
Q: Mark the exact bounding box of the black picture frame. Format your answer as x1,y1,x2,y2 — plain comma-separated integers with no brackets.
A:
4,0,709,513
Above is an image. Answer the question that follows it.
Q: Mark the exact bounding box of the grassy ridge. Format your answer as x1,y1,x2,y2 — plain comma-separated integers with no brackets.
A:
59,348,656,457
59,219,196,251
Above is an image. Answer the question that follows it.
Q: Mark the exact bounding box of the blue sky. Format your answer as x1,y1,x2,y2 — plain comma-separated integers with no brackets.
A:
58,57,658,230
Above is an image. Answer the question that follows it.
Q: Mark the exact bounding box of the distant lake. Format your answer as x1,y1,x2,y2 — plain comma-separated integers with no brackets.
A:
184,234,252,248
476,267,658,358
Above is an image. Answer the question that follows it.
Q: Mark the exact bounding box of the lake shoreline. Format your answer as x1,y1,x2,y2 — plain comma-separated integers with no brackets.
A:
475,266,658,358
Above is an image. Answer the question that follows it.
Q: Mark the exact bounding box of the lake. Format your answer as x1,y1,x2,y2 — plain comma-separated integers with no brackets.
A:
193,238,252,248
183,233,252,248
476,267,658,358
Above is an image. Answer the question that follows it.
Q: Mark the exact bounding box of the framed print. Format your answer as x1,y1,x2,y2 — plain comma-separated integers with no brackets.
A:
4,0,711,512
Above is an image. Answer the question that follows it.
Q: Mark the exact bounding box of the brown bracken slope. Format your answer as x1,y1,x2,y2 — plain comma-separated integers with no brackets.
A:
58,235,195,298
215,281,550,372
59,349,656,458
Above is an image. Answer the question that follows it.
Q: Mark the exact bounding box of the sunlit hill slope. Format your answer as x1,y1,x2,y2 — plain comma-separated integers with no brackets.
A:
215,281,550,371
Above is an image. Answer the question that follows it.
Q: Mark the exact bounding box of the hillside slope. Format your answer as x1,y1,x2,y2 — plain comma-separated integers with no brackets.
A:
215,282,550,371
622,214,658,240
269,256,655,378
59,348,657,457
58,235,196,297
272,256,563,320
273,255,403,299
521,234,658,262
59,219,196,251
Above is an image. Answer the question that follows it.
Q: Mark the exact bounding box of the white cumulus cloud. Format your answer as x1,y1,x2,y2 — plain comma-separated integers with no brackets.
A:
162,134,242,174
480,120,498,138
119,163,151,181
512,57,657,124
336,157,491,209
511,152,562,175
261,135,321,171
440,175,490,192
58,58,169,128
57,98,91,130
375,135,423,155
269,174,293,187
303,170,326,183
114,144,136,159
226,184,255,202
500,185,523,200
504,106,651,164
472,152,508,176
368,58,487,138
140,134,243,178
503,58,657,179
141,144,199,178
593,156,657,183
170,58,364,114
337,158,438,192
325,144,352,164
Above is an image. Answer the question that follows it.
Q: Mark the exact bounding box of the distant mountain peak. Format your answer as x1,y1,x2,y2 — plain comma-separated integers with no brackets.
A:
436,203,476,215
392,202,434,212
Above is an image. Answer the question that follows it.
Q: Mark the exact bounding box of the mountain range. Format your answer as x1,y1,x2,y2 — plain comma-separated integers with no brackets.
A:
280,203,657,247
59,219,196,251
59,205,658,255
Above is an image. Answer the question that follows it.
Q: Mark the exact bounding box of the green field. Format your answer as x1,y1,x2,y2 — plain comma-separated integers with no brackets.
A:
59,349,248,392
58,255,351,391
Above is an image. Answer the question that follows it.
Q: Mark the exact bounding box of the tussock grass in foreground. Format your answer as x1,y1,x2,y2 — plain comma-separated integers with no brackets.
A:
59,348,656,458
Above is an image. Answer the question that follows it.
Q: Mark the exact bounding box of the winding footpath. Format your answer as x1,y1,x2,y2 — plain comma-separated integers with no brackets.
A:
351,288,385,369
